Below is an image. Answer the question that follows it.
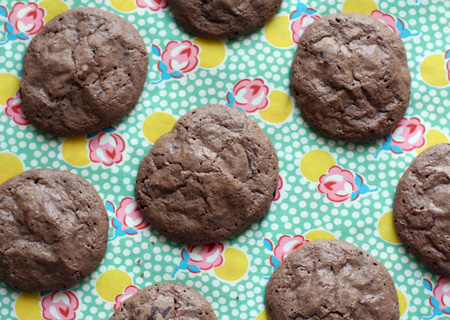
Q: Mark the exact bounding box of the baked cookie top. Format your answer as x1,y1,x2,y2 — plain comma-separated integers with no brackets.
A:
265,239,399,320
394,143,450,277
20,7,148,136
291,13,411,142
166,0,282,38
0,169,109,292
110,282,217,319
135,104,279,244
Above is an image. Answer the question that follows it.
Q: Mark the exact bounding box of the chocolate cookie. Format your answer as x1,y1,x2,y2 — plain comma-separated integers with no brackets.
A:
135,104,278,244
20,7,148,137
110,282,217,319
166,0,282,38
0,169,108,292
291,13,411,142
394,143,450,277
265,239,399,320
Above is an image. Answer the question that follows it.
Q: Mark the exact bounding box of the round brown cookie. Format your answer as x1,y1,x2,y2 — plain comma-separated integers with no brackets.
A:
135,104,278,245
110,282,217,319
265,239,399,320
0,169,108,292
20,7,148,137
394,143,450,277
166,0,282,38
291,13,411,142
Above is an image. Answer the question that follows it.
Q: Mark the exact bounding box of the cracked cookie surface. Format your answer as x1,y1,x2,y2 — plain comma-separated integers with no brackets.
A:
0,169,108,292
135,104,278,245
265,239,399,320
291,13,411,142
110,282,218,320
166,0,282,38
394,143,450,277
20,7,148,136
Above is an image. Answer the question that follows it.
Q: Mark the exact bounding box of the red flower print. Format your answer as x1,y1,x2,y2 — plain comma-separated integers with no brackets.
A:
273,235,309,263
116,197,149,231
273,176,283,202
5,91,30,125
318,166,358,203
229,79,269,113
136,0,168,11
41,291,79,320
88,131,126,166
113,285,140,311
8,2,45,38
160,40,199,75
390,117,426,153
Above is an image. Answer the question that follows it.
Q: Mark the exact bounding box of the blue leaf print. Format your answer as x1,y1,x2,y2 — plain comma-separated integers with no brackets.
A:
151,44,161,57
423,278,433,292
290,10,301,20
112,217,122,230
264,238,274,251
182,249,190,261
0,6,7,18
390,145,404,154
187,264,201,273
105,201,115,213
102,127,116,133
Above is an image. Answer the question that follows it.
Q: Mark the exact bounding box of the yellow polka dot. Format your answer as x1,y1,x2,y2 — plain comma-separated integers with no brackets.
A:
342,0,378,15
397,289,408,317
214,248,248,282
193,38,226,69
15,293,43,320
143,112,176,143
96,270,133,302
0,73,20,105
39,0,69,23
259,91,292,124
265,16,294,48
300,150,336,183
416,130,449,154
62,136,90,167
420,54,450,87
109,0,137,12
305,230,336,241
378,211,401,244
0,153,23,184
256,310,269,320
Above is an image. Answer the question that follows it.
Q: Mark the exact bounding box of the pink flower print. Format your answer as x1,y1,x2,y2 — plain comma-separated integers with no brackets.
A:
151,41,200,85
161,41,199,74
445,50,450,82
423,277,450,319
318,166,358,203
290,12,320,44
5,91,30,125
433,278,450,310
390,117,426,152
116,197,149,231
370,10,419,39
88,131,126,166
227,79,269,113
113,285,140,311
172,243,224,277
41,291,79,320
136,0,168,11
370,10,399,35
273,235,309,263
273,176,283,202
8,2,45,38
